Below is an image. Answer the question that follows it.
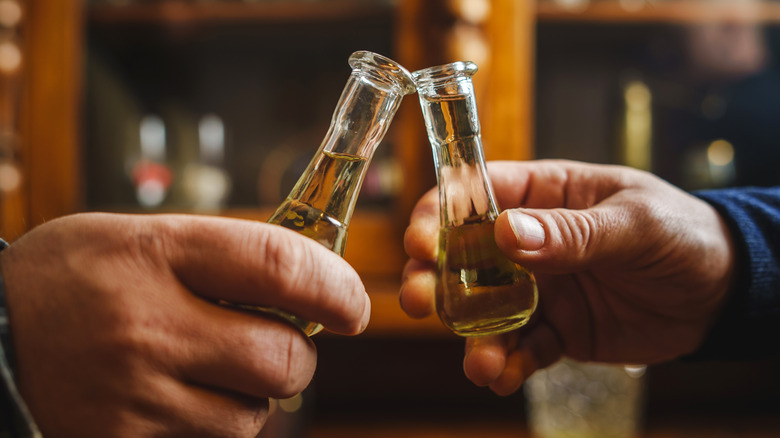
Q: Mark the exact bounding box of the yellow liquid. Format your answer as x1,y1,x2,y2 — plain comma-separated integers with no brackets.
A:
418,89,538,336
436,217,538,337
268,199,347,256
268,150,367,257
226,151,366,336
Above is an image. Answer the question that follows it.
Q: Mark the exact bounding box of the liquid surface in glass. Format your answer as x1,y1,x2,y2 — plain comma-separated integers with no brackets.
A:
268,150,367,256
437,216,537,336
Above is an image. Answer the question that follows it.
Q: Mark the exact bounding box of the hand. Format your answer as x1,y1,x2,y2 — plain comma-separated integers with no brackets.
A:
0,213,370,437
401,159,734,396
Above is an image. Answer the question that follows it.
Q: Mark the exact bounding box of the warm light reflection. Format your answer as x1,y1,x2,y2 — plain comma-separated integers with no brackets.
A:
707,139,735,166
618,0,646,13
624,364,647,379
449,0,490,24
625,80,651,110
0,0,22,28
0,40,21,73
278,393,303,413
552,0,590,12
622,80,652,171
0,161,20,192
449,23,488,68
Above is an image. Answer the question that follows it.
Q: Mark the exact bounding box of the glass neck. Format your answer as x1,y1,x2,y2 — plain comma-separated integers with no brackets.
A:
320,69,407,160
431,131,499,228
284,52,413,226
414,62,499,228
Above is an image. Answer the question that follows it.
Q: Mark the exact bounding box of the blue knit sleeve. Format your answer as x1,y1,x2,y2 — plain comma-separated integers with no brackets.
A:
687,187,780,360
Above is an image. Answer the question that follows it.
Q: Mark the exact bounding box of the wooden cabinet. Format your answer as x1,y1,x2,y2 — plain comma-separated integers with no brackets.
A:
10,0,780,330
5,0,83,239
6,0,535,335
7,1,780,435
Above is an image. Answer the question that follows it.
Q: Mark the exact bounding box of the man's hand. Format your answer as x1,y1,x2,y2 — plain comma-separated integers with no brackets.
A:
0,213,370,437
401,160,734,396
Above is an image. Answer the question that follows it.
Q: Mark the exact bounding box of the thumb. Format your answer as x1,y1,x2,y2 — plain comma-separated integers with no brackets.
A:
494,206,628,274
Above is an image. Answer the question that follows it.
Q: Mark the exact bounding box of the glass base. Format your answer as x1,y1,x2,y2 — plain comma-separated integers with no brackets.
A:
219,301,323,336
443,311,533,337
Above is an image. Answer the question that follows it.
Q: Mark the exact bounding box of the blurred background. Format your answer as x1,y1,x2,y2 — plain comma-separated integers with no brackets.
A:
2,0,780,437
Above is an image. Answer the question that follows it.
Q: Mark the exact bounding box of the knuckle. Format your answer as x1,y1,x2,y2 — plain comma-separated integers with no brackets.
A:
131,217,178,266
553,209,596,258
275,331,315,397
224,403,270,438
252,326,315,398
260,229,364,328
254,228,309,298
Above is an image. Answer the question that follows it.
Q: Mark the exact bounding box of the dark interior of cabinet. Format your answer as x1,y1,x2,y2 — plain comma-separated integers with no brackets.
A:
304,337,780,433
535,21,780,191
84,8,399,211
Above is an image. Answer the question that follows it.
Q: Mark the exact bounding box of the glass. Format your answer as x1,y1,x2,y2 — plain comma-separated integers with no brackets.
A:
525,358,646,438
412,61,538,337
227,50,415,336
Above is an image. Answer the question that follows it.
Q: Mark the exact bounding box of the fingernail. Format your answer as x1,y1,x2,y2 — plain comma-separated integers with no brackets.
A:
507,210,545,251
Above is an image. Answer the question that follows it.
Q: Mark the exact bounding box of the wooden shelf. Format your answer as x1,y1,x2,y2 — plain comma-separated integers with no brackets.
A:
88,0,394,26
362,279,453,338
537,1,780,24
90,0,780,27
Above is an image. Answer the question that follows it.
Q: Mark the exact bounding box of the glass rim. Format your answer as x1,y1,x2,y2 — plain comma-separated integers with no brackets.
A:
412,61,478,87
348,50,416,95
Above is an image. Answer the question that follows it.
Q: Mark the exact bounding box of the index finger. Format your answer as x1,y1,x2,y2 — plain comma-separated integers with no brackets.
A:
487,159,635,210
403,187,439,262
152,215,370,335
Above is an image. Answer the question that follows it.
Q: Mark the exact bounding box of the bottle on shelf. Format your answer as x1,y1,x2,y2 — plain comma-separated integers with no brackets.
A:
132,115,172,209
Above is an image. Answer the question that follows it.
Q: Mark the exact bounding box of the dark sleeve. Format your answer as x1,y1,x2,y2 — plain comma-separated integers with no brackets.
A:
685,187,780,360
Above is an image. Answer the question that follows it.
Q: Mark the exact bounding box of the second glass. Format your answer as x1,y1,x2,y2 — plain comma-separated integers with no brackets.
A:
412,61,538,337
